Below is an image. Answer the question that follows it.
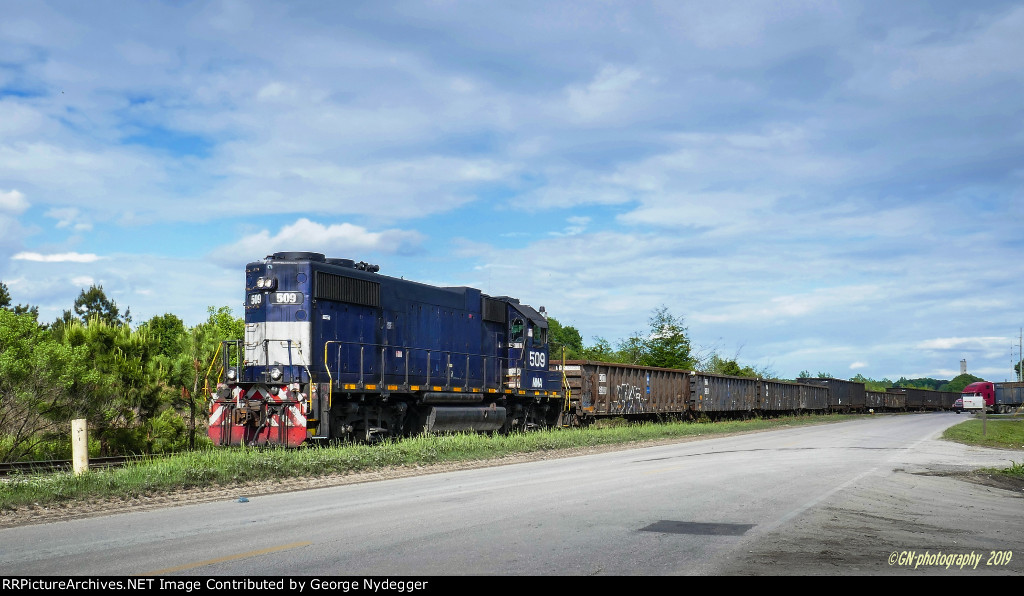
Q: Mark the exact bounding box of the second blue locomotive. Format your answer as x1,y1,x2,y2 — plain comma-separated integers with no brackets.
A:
209,252,565,445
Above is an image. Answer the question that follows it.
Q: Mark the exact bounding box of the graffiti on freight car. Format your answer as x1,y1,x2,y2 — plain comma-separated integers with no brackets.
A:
611,383,648,414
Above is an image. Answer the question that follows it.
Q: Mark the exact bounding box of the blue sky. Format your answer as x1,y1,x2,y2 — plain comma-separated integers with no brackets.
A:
1,1,1022,382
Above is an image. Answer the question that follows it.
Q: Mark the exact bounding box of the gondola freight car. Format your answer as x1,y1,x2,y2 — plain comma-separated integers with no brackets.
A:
555,360,689,421
797,377,867,412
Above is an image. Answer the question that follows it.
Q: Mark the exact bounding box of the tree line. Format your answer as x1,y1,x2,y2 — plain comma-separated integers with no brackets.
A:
0,281,241,462
547,305,771,378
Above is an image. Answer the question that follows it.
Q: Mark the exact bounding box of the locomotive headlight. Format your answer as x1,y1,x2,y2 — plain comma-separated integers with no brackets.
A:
256,276,277,290
270,366,283,381
226,368,237,381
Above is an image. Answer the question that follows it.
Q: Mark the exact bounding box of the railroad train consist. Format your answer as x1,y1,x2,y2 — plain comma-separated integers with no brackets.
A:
209,252,966,446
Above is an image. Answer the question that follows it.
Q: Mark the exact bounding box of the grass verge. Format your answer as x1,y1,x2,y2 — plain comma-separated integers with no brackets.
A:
0,414,849,511
942,418,1024,481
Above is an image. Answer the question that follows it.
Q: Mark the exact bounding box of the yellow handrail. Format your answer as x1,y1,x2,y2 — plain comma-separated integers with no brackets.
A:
560,348,572,424
202,341,225,396
323,341,340,408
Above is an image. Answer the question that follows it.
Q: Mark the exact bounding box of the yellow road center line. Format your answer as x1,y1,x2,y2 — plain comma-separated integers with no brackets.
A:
140,541,312,576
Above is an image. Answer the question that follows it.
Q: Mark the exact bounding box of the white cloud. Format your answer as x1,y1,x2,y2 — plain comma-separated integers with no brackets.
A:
693,285,883,325
915,337,1008,351
565,65,646,122
552,216,591,237
13,252,103,263
45,207,93,231
0,101,49,137
884,6,1024,89
0,143,167,207
198,154,513,221
4,253,241,327
256,81,297,102
0,189,29,213
210,218,426,267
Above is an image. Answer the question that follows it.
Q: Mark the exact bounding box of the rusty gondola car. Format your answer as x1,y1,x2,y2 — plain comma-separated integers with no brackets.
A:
887,387,942,411
865,390,887,411
883,390,906,411
759,379,801,413
690,372,760,416
555,360,690,422
797,377,867,412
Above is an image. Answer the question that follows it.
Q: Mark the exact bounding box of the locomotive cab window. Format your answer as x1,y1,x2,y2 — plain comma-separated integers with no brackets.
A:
510,318,525,343
525,321,547,346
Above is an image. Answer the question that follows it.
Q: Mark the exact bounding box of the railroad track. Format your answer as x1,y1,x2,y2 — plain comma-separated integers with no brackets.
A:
0,455,159,476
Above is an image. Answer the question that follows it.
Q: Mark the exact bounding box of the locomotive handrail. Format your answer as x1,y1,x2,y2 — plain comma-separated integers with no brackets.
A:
203,341,224,396
212,339,244,392
323,340,339,407
560,347,572,421
241,337,301,383
321,339,525,393
268,338,294,382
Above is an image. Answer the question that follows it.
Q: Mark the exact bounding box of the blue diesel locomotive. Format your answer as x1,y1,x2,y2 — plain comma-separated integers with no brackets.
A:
209,252,565,445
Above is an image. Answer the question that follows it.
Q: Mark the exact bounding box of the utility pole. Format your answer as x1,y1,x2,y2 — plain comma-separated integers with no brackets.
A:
1013,339,1022,383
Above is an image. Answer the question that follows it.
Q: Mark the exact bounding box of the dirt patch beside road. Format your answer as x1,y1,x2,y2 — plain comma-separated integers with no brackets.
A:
718,469,1024,575
955,469,1024,493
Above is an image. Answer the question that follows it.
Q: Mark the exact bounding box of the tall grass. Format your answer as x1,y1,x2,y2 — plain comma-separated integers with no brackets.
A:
1000,461,1024,479
0,414,844,511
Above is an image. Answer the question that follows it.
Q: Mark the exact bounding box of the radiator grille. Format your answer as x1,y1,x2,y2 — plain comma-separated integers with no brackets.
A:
315,272,380,307
482,298,506,323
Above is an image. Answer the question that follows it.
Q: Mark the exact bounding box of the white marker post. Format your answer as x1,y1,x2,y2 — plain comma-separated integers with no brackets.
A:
981,399,987,437
71,419,88,475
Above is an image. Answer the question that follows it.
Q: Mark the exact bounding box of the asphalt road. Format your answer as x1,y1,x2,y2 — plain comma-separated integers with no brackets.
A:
1,413,1021,576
